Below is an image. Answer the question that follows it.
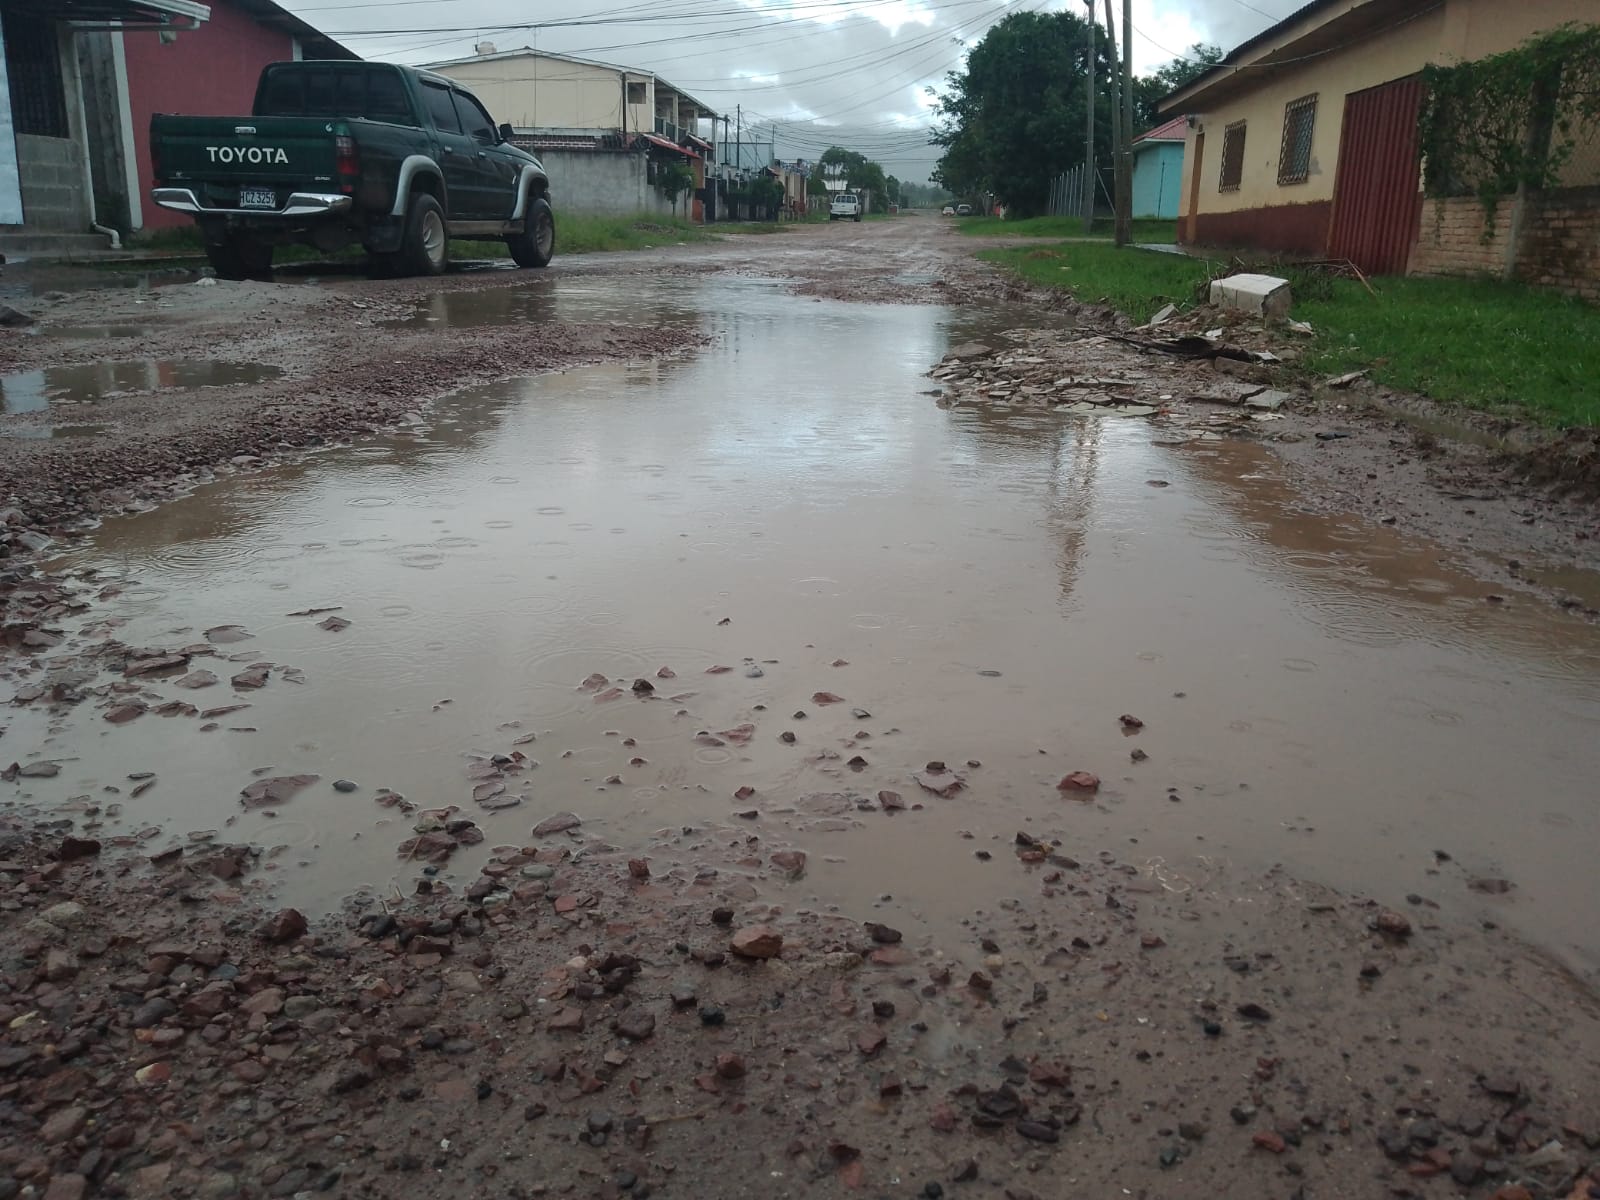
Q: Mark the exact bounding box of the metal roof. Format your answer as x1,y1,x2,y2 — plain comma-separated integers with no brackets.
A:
1157,0,1440,113
1134,115,1189,144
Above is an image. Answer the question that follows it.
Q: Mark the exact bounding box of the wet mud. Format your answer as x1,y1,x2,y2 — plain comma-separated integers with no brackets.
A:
0,218,1597,1200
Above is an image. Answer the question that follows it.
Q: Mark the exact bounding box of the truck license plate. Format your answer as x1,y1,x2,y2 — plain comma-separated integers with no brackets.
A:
238,187,276,209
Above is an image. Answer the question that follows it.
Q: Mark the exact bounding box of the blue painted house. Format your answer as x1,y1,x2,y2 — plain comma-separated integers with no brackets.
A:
1132,116,1187,220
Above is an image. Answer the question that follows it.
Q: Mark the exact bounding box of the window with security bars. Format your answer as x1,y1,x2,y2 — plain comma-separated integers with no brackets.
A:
4,11,70,139
1219,121,1247,192
1278,94,1318,185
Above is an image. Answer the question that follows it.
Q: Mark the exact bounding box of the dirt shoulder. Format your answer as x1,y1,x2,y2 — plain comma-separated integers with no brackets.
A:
1,812,1597,1200
921,226,1600,614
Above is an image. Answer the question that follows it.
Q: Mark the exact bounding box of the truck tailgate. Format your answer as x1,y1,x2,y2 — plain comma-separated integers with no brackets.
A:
152,115,341,198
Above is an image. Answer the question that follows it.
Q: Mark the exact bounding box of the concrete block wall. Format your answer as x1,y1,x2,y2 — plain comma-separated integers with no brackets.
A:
1409,196,1513,278
15,134,90,231
539,149,675,219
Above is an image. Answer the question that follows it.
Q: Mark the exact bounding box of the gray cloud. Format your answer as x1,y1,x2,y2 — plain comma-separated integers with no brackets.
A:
281,0,1280,183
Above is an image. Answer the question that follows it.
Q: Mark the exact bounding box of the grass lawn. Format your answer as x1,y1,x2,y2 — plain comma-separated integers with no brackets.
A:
981,241,1600,427
958,215,1177,243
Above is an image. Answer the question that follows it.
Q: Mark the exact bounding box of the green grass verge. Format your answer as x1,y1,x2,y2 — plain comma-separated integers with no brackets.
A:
958,215,1177,243
980,241,1600,427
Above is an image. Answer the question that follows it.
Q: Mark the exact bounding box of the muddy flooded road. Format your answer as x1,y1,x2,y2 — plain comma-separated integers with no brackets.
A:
11,271,1599,982
5,224,1600,1200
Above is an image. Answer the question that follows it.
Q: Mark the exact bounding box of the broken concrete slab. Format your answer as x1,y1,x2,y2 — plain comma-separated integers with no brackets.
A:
1209,273,1292,320
1244,390,1294,411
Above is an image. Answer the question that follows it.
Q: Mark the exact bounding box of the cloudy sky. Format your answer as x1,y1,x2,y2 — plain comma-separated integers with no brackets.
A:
279,0,1285,183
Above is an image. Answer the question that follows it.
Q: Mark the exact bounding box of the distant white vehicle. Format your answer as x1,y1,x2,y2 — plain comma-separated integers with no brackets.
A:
956,203,973,216
829,192,862,222
942,205,955,216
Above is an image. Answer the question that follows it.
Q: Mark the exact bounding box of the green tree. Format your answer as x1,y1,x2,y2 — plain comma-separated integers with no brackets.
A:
1131,44,1224,130
931,11,1117,217
819,145,890,197
807,173,830,197
886,175,902,206
657,162,696,216
748,175,784,220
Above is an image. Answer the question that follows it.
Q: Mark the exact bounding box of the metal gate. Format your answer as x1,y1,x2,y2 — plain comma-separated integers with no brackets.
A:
1326,76,1425,275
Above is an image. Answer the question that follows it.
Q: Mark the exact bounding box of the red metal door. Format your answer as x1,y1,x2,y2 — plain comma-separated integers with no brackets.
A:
1327,77,1425,275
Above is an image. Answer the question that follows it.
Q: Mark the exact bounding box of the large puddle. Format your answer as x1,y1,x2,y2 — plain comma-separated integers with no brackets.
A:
0,359,283,419
9,275,1600,979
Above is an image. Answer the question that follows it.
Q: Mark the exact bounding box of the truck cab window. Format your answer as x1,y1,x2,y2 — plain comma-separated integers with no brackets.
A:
422,83,462,134
258,71,304,114
455,91,497,144
366,71,410,122
304,70,335,115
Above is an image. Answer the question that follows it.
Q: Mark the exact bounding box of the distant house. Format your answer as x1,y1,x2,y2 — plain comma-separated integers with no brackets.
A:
1131,116,1186,220
426,45,722,222
1159,0,1597,277
1,0,351,254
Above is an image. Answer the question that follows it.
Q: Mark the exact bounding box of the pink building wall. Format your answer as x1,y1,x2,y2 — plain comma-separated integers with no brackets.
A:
120,0,296,229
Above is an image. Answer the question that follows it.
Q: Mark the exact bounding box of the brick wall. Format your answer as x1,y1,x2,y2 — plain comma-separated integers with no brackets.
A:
1515,186,1600,304
1409,188,1600,302
1409,196,1513,278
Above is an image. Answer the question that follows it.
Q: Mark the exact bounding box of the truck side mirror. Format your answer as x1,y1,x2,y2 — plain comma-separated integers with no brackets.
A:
498,123,515,144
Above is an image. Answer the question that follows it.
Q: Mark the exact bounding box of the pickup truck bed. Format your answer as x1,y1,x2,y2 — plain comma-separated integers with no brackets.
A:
150,61,553,279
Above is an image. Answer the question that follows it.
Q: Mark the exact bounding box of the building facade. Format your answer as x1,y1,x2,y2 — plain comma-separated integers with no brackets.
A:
427,46,722,223
1,0,351,252
1131,116,1185,220
1161,0,1597,275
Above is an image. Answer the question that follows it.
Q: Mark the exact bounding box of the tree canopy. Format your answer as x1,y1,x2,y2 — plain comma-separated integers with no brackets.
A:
817,145,890,200
930,11,1222,217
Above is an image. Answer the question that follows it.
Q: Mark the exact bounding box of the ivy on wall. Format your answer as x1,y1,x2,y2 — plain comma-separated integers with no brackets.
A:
1420,23,1600,221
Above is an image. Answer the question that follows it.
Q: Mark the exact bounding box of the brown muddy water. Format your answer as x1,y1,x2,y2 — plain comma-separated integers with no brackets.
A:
10,275,1600,979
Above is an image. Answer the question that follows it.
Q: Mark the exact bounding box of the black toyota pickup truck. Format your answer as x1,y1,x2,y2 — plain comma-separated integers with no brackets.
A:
149,61,553,279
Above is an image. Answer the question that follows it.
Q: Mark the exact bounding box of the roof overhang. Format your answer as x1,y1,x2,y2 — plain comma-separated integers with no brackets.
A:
230,0,357,59
42,0,209,29
1158,0,1440,114
640,133,700,161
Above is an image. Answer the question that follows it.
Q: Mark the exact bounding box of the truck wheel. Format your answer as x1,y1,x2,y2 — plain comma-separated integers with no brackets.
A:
205,237,273,281
505,196,555,268
395,192,447,277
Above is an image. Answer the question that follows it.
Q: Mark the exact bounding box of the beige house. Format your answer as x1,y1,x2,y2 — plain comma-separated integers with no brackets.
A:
426,45,724,222
1160,0,1598,276
426,45,717,151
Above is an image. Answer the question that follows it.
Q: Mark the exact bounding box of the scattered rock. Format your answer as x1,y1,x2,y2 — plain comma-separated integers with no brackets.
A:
257,908,307,943
1375,910,1413,938
1056,771,1100,794
730,925,783,959
532,812,582,836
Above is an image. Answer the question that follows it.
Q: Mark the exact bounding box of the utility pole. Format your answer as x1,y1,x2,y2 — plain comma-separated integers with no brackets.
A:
1102,0,1120,241
1116,0,1134,246
1082,0,1094,233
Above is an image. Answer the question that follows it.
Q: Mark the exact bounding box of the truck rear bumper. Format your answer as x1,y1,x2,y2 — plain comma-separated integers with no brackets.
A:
151,188,353,218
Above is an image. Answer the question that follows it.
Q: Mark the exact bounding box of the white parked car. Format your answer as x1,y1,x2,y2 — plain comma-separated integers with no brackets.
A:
941,205,955,216
829,193,862,222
